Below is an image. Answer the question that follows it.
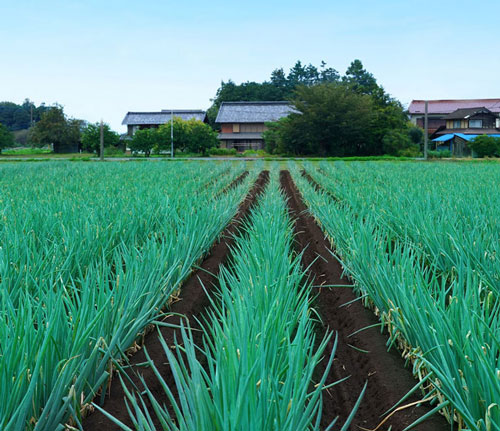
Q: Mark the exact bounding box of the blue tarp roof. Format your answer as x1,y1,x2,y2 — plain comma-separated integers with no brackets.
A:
456,133,500,141
433,134,454,142
433,133,500,142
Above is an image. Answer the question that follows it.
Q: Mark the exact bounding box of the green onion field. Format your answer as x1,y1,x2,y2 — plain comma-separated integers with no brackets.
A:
0,160,498,431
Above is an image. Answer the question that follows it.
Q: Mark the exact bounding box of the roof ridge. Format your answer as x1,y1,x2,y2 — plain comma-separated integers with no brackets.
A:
125,111,168,114
411,98,500,102
160,109,205,112
125,110,206,114
220,101,291,105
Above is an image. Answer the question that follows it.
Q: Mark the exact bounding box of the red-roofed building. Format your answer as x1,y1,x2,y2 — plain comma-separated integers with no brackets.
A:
408,99,500,135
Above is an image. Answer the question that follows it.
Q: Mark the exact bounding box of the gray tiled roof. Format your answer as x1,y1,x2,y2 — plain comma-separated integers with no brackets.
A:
443,107,493,120
215,101,294,123
122,110,206,125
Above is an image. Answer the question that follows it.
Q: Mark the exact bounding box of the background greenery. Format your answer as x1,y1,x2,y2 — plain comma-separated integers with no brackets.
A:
5,59,498,158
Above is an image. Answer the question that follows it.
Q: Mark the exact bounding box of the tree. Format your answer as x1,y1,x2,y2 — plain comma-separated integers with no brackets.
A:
28,106,82,153
342,60,408,153
66,119,85,152
0,102,23,130
0,123,14,153
382,130,412,155
408,126,424,145
129,128,159,157
0,99,50,131
286,60,339,87
81,122,120,156
270,68,288,89
183,119,218,154
342,59,380,97
29,106,67,149
468,135,500,157
264,83,376,156
157,118,188,154
382,126,422,157
12,108,30,130
156,118,219,155
287,61,316,86
262,120,285,154
318,60,341,83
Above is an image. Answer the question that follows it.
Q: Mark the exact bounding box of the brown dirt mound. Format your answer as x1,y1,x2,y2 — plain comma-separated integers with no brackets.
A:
280,170,449,431
83,170,269,430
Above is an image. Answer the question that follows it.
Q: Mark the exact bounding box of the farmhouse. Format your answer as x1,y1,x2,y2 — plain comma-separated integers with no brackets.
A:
122,110,207,137
408,99,500,136
432,107,500,156
215,101,294,151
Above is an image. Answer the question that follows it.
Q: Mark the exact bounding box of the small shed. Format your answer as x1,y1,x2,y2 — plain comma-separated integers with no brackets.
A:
432,133,500,156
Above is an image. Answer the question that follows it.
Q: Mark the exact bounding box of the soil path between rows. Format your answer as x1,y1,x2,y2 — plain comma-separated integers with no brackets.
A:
83,170,269,431
280,170,449,431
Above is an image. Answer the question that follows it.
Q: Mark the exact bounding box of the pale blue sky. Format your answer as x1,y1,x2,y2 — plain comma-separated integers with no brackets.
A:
1,0,499,131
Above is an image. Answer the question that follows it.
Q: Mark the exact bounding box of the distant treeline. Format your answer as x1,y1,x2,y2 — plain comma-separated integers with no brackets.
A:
1,60,422,157
0,99,50,131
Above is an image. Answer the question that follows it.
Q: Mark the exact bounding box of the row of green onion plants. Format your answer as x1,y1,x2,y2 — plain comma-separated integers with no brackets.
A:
98,167,362,431
0,161,258,430
290,161,500,431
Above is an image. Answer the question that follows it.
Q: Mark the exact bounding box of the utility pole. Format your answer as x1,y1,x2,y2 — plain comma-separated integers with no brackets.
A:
100,119,104,161
424,100,429,160
170,109,174,158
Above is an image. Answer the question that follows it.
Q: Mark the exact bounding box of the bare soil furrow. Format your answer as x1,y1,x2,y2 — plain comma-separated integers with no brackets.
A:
280,169,448,431
83,170,269,430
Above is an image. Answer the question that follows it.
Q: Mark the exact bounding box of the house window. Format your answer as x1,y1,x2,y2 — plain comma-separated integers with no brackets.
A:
453,120,461,129
232,124,240,133
469,119,483,128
